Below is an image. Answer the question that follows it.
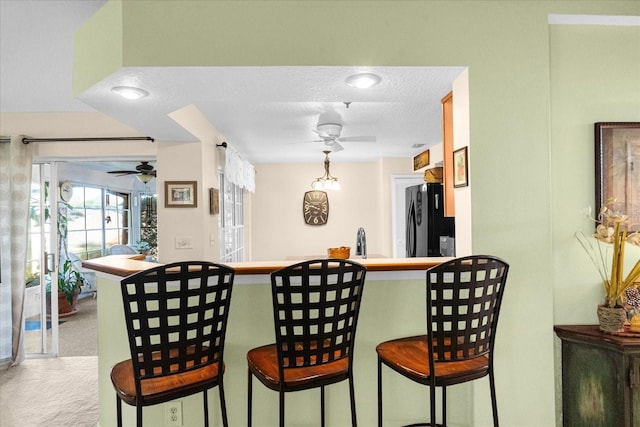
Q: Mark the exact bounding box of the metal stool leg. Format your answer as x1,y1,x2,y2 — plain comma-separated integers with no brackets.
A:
203,389,209,427
247,369,253,427
489,371,499,427
377,358,383,427
279,390,285,427
442,386,447,427
321,385,326,427
349,375,357,427
219,378,229,427
116,396,123,427
429,382,436,427
136,404,142,427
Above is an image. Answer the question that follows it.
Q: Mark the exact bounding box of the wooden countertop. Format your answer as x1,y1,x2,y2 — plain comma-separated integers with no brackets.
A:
83,255,451,277
227,257,450,275
82,254,159,277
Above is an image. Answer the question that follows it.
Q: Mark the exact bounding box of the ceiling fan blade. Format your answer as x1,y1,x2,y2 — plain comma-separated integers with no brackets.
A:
337,136,377,143
107,170,137,175
327,141,344,152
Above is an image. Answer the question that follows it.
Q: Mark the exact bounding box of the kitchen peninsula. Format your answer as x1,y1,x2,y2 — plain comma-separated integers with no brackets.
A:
84,254,450,427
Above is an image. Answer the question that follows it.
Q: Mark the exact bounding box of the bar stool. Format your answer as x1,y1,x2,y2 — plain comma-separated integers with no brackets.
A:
247,259,367,427
110,261,235,427
376,255,509,427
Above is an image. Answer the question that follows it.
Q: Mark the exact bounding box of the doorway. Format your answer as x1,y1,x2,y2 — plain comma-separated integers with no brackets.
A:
24,163,59,356
391,174,428,258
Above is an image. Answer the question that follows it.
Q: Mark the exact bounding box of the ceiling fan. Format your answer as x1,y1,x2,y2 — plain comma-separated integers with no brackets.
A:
312,122,376,152
107,161,157,182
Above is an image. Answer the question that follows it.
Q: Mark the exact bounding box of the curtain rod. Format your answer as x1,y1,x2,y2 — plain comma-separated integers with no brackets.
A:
0,136,154,144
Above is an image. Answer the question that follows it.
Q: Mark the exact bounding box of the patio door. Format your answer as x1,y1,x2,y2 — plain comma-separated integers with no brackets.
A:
24,163,59,356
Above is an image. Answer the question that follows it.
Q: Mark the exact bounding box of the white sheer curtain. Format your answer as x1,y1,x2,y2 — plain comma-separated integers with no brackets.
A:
224,144,255,193
0,136,33,366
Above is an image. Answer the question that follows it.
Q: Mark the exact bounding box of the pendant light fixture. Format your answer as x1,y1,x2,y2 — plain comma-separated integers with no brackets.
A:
311,151,340,190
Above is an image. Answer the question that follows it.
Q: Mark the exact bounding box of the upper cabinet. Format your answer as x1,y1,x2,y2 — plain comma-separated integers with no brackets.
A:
441,91,455,216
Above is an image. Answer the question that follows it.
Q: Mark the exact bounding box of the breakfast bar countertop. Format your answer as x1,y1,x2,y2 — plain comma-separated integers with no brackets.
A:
83,254,451,277
88,253,450,426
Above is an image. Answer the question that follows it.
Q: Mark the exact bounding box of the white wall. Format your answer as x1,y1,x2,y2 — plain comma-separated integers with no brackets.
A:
452,69,472,257
250,160,400,261
156,139,221,263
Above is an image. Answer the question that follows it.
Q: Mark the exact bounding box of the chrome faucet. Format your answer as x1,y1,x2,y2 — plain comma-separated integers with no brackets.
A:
356,227,367,259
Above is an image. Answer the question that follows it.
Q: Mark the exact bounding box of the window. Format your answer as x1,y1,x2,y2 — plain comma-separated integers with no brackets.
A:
66,186,130,259
219,171,244,262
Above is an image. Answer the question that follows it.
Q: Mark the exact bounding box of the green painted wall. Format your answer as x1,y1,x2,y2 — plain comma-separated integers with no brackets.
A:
74,1,640,426
550,24,640,323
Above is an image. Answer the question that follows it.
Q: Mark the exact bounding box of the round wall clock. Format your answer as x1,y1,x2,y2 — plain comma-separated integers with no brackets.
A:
303,190,329,225
60,181,73,202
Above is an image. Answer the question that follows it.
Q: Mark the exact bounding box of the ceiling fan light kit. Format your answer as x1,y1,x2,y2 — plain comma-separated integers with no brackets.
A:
312,122,376,153
345,73,381,89
316,123,343,138
311,150,340,191
136,174,154,184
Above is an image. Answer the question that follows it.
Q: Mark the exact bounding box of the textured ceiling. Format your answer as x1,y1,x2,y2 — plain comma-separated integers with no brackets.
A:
1,0,465,165
79,66,466,164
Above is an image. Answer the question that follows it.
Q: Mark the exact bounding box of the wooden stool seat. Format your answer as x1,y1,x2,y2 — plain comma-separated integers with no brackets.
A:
376,335,490,385
247,344,350,391
111,349,224,406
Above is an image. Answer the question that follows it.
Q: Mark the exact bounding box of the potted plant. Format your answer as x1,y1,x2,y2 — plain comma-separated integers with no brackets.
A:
57,259,83,314
576,198,640,332
47,197,84,316
136,240,150,255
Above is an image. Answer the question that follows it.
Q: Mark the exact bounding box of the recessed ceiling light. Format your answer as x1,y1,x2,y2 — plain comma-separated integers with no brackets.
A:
412,143,426,148
345,73,381,89
111,86,149,100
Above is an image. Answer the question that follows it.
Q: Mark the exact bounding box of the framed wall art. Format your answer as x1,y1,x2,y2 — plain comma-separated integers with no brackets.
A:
595,122,640,230
165,181,198,208
413,149,430,171
453,146,469,188
209,188,219,215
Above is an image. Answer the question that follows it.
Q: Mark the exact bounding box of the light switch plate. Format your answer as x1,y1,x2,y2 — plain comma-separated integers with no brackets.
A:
175,236,192,249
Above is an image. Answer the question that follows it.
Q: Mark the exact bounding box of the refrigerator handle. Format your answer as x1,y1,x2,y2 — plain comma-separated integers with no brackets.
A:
435,193,439,210
406,202,416,257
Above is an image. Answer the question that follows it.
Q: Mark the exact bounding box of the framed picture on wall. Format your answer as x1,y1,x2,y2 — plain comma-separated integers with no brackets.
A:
209,188,219,215
453,146,469,188
165,181,198,208
413,149,430,171
595,122,640,230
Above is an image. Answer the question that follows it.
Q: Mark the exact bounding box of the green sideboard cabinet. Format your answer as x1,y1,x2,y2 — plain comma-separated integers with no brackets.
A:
555,325,640,427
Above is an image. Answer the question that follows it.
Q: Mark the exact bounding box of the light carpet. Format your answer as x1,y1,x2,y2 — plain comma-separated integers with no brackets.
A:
0,356,98,426
1,294,98,426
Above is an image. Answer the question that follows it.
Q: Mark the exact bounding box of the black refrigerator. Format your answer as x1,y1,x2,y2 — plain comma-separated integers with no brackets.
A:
405,183,454,257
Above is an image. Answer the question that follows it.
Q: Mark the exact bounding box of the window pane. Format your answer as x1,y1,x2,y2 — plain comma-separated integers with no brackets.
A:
67,230,87,255
219,171,244,262
84,188,102,208
84,209,103,230
105,229,122,248
85,230,103,253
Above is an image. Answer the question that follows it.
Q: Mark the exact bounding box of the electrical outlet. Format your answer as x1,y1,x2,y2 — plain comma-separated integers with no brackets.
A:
165,400,182,427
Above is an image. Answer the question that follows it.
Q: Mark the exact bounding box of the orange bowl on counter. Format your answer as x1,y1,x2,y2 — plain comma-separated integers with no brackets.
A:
327,246,351,259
